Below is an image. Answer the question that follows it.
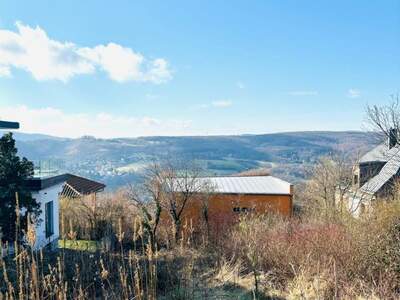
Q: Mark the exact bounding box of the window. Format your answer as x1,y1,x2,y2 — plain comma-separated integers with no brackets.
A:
233,207,254,213
45,201,54,238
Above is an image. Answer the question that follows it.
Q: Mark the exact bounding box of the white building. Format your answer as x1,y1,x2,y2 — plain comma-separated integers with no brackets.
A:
1,120,105,251
26,173,105,250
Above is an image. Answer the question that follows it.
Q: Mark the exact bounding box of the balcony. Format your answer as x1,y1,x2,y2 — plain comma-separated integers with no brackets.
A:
33,160,65,179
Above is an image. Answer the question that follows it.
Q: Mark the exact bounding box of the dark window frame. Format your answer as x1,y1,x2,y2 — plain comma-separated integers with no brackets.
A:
45,201,54,238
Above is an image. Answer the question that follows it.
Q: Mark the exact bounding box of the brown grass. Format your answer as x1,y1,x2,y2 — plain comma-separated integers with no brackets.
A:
2,193,400,299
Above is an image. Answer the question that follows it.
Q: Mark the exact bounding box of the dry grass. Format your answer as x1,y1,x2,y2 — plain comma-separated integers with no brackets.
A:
217,201,400,299
2,193,400,299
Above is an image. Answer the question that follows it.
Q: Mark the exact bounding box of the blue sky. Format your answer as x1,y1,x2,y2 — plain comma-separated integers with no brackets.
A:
0,0,399,138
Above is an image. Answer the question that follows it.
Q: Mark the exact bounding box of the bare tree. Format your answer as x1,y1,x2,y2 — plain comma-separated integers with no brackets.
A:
365,94,400,142
158,160,212,243
306,153,353,217
129,160,213,246
128,162,163,251
162,160,203,243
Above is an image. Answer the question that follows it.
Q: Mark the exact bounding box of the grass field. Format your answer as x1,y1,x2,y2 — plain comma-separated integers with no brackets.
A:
58,239,100,252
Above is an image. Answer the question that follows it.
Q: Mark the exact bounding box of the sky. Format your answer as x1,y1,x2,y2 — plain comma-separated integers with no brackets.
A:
0,0,399,138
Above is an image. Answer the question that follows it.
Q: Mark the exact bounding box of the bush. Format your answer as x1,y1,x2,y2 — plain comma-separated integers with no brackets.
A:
60,190,139,246
3,191,400,299
219,202,400,298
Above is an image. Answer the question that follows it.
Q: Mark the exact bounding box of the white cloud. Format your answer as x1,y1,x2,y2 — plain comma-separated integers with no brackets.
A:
347,88,361,98
0,65,11,77
0,105,191,138
144,58,172,83
0,22,172,83
211,100,232,108
288,90,318,96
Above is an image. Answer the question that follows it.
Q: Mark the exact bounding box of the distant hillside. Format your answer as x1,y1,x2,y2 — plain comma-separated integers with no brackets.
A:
13,131,378,189
11,132,68,142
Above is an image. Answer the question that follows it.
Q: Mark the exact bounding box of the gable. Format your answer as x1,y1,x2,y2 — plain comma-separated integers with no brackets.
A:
360,147,400,195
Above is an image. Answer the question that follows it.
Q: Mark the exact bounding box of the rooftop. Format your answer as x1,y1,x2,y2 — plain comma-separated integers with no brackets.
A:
173,175,292,195
360,147,400,195
0,120,19,129
359,143,400,164
61,174,106,197
27,173,105,196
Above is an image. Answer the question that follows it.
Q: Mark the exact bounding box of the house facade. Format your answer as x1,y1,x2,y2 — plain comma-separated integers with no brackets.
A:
0,121,105,252
26,173,105,250
0,120,106,251
349,130,400,214
168,175,293,230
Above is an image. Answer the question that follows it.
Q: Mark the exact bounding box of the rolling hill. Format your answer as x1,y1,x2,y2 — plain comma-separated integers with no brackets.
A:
12,131,378,189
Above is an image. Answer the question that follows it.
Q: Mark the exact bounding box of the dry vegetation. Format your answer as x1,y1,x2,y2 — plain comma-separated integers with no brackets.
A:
1,159,400,300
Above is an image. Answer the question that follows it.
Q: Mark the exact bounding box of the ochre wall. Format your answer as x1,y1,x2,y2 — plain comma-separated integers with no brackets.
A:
161,192,293,230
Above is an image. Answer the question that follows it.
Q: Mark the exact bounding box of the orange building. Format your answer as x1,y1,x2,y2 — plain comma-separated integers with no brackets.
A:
169,175,293,231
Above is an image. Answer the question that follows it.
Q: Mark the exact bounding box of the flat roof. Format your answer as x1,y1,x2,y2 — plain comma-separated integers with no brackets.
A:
0,121,19,129
26,174,69,191
173,175,292,195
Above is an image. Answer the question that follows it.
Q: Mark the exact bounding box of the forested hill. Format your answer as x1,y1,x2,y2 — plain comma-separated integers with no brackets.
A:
12,131,378,189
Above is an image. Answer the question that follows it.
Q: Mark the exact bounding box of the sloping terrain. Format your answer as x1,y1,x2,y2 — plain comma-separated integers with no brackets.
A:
13,131,377,189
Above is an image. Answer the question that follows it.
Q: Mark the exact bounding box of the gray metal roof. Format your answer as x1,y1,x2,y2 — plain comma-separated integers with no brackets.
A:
173,175,292,195
360,147,400,194
359,143,400,163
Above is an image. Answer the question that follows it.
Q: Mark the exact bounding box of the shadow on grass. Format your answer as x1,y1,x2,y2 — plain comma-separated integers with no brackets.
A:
160,280,286,300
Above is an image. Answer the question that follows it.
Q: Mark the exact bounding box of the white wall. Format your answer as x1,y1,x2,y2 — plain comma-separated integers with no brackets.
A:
31,182,63,250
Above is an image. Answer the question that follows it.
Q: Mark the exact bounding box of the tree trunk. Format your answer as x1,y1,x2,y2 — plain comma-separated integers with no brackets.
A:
174,220,181,243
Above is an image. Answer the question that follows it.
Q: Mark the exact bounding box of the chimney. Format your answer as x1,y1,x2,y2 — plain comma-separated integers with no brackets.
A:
389,128,398,149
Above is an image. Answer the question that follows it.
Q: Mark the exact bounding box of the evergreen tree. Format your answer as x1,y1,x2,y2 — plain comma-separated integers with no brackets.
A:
0,132,40,242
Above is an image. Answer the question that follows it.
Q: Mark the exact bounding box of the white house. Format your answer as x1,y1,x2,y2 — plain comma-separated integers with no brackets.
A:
1,119,106,252
26,173,105,250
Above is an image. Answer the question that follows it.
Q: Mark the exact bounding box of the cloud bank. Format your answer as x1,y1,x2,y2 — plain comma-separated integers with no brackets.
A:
0,105,191,138
0,22,172,83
